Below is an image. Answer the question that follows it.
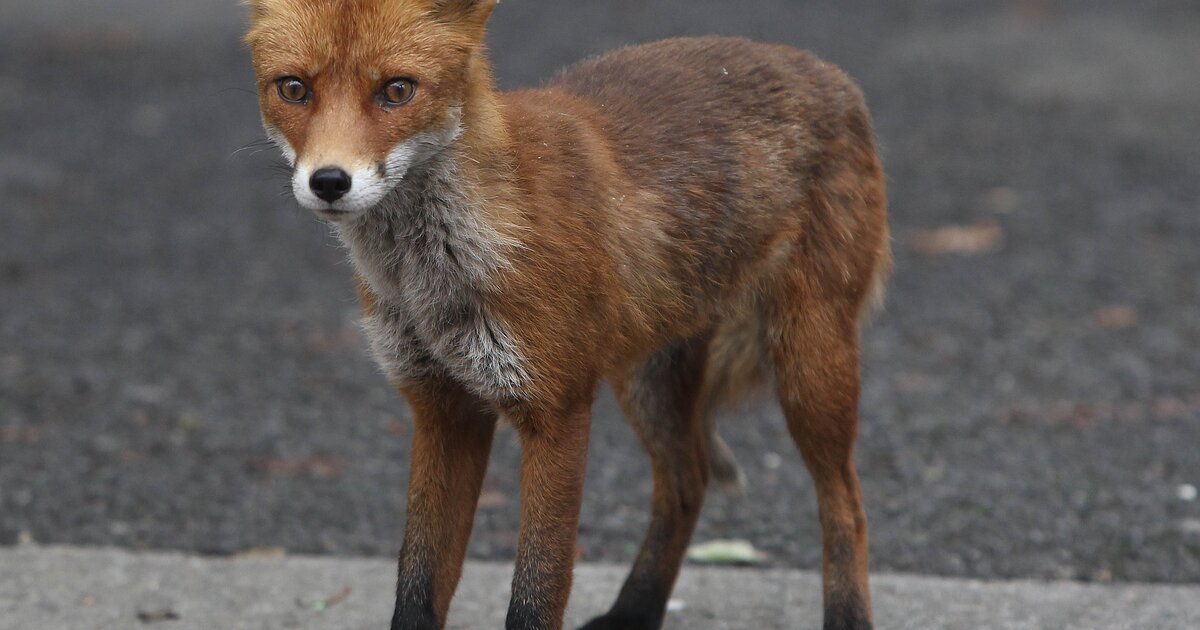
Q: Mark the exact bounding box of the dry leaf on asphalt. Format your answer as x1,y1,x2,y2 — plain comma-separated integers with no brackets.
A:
477,488,508,509
908,221,1005,256
249,455,346,479
686,539,768,566
0,426,40,444
300,587,352,612
1093,305,1138,329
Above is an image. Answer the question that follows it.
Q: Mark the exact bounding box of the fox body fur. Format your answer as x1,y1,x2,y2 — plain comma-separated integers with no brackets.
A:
247,1,890,629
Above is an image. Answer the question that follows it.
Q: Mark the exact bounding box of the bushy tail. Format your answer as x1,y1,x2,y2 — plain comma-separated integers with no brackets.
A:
699,299,770,500
860,225,893,324
699,239,891,500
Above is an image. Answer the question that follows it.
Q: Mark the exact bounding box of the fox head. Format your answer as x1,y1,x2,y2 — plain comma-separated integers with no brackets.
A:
246,0,498,219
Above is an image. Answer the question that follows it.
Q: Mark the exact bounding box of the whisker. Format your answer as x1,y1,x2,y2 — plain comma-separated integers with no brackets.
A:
264,158,295,178
230,137,277,159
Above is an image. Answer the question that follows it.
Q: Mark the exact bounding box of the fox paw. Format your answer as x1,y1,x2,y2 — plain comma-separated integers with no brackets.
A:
579,613,661,630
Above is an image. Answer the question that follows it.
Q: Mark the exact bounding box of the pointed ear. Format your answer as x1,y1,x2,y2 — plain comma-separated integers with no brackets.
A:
433,0,499,32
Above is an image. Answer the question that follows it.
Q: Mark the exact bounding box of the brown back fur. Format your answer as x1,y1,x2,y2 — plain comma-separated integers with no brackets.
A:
546,39,891,412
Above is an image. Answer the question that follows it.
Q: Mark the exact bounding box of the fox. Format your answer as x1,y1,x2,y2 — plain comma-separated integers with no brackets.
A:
246,1,890,629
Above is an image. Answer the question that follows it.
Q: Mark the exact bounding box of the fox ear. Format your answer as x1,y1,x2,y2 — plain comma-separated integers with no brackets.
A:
433,0,499,31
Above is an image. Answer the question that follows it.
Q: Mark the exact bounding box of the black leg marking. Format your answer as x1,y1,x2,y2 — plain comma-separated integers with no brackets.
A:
824,590,872,630
391,566,439,630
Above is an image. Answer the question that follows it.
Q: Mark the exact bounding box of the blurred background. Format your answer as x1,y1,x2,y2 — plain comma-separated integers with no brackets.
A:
1,0,1198,585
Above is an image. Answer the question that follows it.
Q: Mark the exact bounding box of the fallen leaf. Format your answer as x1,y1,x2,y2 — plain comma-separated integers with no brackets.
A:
908,221,1004,256
477,489,508,509
301,587,352,612
320,587,352,610
997,400,1104,429
250,455,346,479
0,426,40,444
1093,305,1138,330
998,395,1200,428
1152,395,1200,420
686,539,768,566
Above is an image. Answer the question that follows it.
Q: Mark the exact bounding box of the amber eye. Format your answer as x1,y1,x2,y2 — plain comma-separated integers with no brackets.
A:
381,78,417,106
276,77,310,103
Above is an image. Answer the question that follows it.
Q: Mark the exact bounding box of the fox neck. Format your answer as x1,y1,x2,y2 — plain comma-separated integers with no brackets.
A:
335,61,535,401
337,69,520,307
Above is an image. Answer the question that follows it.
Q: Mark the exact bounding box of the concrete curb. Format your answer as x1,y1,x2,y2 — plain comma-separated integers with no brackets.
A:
1,546,1197,629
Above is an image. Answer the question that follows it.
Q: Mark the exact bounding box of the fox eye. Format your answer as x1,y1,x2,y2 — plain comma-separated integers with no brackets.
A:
381,78,417,106
277,77,310,104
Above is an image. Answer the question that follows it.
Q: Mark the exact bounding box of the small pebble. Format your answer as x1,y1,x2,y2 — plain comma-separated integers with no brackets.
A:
666,599,686,613
1179,484,1198,502
762,452,783,470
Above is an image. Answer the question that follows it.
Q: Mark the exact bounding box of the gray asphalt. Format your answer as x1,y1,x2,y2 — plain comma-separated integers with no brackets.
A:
2,0,1200,586
5,545,1200,630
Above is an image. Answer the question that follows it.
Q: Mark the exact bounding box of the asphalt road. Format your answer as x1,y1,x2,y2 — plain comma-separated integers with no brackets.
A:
2,0,1199,584
7,546,1200,630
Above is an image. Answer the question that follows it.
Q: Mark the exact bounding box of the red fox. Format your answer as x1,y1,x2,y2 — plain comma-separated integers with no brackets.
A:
247,1,890,629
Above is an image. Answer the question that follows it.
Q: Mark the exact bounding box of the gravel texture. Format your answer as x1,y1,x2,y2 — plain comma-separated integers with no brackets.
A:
1,0,1199,584
6,545,1200,630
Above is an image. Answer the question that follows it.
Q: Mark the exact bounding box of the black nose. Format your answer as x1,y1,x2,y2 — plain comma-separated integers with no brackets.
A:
309,168,352,203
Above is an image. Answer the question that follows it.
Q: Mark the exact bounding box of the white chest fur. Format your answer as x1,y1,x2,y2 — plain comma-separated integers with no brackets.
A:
339,160,531,402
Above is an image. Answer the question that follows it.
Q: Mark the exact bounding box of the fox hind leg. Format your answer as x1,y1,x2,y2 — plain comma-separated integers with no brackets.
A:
581,338,711,630
766,292,873,630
